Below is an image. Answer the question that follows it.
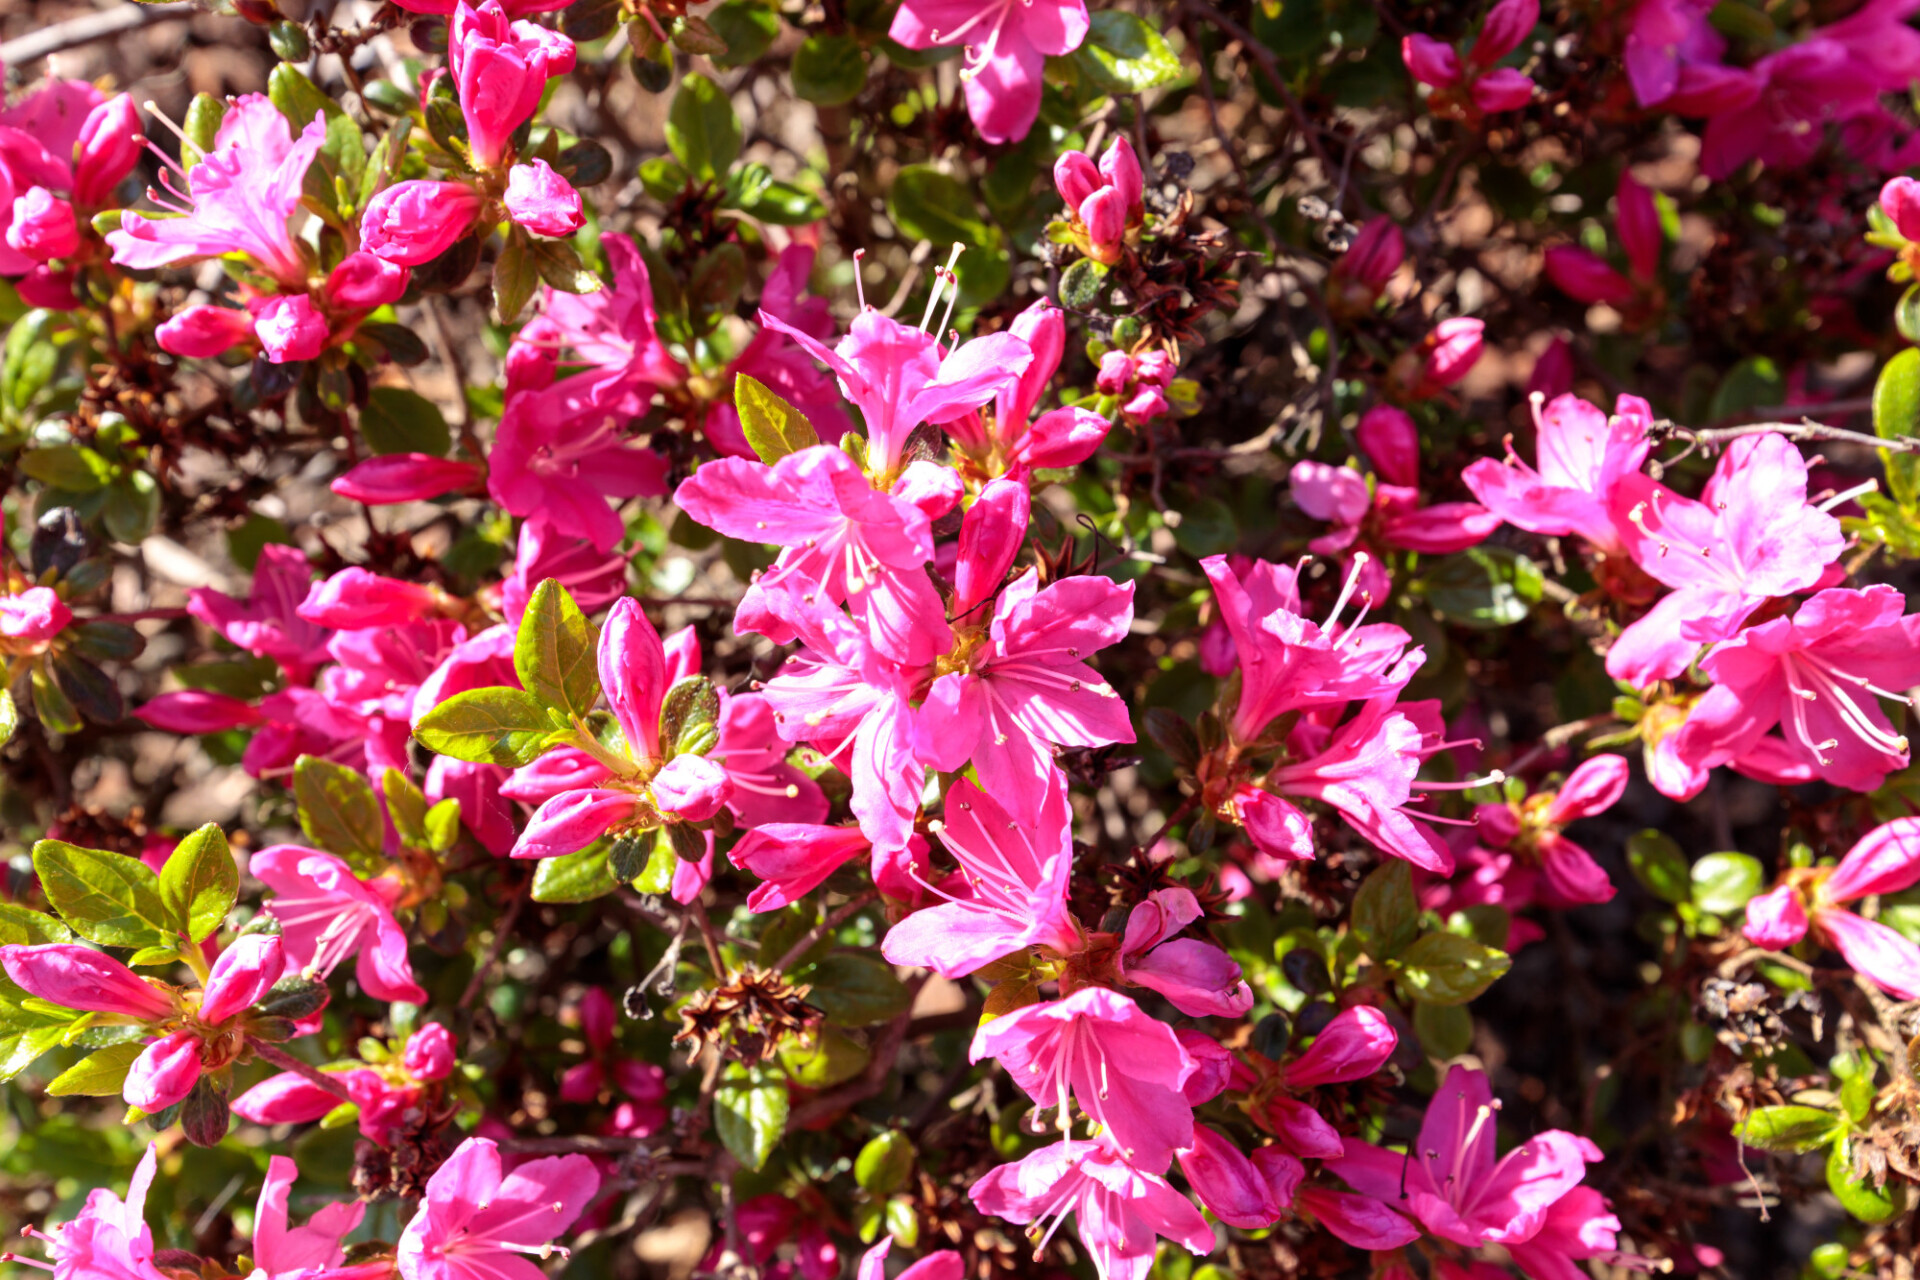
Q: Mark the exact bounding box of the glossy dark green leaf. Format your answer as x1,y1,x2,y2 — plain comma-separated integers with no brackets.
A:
293,755,385,862
359,386,451,457
515,579,601,719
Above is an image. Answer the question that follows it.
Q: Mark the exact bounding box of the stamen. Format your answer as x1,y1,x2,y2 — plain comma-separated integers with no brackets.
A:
851,248,869,309
1323,552,1371,632
1817,478,1878,512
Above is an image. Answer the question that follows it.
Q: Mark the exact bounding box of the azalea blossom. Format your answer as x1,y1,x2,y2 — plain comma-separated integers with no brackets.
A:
8,1141,165,1280
1744,816,1920,999
1115,887,1254,1017
1473,754,1629,907
488,370,668,553
1463,391,1654,558
396,1137,600,1280
938,300,1111,478
187,544,332,682
250,1156,367,1280
889,0,1091,144
253,845,428,1004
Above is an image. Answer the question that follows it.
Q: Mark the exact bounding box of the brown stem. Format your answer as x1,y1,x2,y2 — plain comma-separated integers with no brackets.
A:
459,881,529,1010
251,1043,355,1104
772,892,876,975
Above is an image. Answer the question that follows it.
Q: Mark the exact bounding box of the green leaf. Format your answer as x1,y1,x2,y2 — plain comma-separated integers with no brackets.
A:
359,386,452,457
854,1130,914,1194
424,799,461,853
1,310,58,415
293,755,385,862
710,0,780,66
384,768,430,848
777,1028,868,1088
158,823,237,944
30,665,82,737
515,580,601,720
795,952,907,1025
1734,1104,1841,1153
1073,11,1184,94
659,676,722,758
791,34,867,106
665,73,741,182
1707,355,1782,423
181,93,227,166
1059,258,1110,311
529,238,602,293
888,165,992,248
1873,347,1920,508
1418,546,1543,629
0,688,17,750
414,687,553,766
735,373,820,465
1352,861,1419,960
1895,283,1920,348
0,902,72,946
1690,852,1764,914
1626,829,1690,905
1413,999,1473,1060
31,840,178,948
531,846,621,903
45,1042,145,1097
638,156,691,202
267,63,344,129
0,1020,74,1083
1394,932,1511,1006
20,445,113,493
715,1065,789,1171
493,230,540,323
733,178,825,226
1829,1136,1904,1223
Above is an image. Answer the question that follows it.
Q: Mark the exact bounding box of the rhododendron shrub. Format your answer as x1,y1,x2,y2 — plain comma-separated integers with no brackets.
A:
4,0,1920,1277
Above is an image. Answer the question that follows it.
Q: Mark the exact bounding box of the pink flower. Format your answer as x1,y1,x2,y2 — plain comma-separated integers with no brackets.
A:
1698,40,1880,179
13,1141,166,1280
488,371,667,553
136,689,265,734
1675,586,1920,792
1470,0,1538,71
331,454,484,505
157,305,254,360
0,944,174,1019
1283,1004,1399,1087
187,544,332,682
299,568,441,630
1463,392,1652,557
126,1029,203,1112
942,301,1109,476
449,1,577,169
755,305,1031,477
1884,175,1920,241
1743,817,1920,998
396,1137,600,1280
199,932,285,1023
359,181,485,266
1177,1127,1302,1229
248,294,330,364
1420,317,1484,389
889,0,1090,144
6,187,79,261
1327,1065,1604,1248
1624,0,1723,107
72,93,145,208
969,1136,1213,1280
855,1239,963,1280
107,97,323,288
1505,1186,1638,1280
1474,754,1629,907
1470,67,1535,111
882,774,1080,977
710,691,830,830
253,845,427,1004
1605,433,1842,686
510,233,684,397
500,519,629,625
0,586,71,643
1116,887,1253,1018
1617,172,1663,283
404,1024,459,1081
389,0,569,13
971,987,1197,1171
324,251,411,311
1052,138,1144,263
1289,451,1498,588
1543,246,1634,306
1402,34,1463,87
503,159,584,237
730,824,871,913
914,568,1135,826
1329,216,1404,314
251,1156,366,1280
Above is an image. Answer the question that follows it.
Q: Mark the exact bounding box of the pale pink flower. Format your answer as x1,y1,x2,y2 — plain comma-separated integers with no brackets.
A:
1463,392,1653,557
889,0,1090,144
396,1138,600,1280
252,845,427,1004
10,1141,166,1280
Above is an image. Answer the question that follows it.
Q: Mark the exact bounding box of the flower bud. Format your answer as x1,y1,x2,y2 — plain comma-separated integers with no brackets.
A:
1080,186,1128,261
1095,350,1136,396
330,454,484,505
579,987,618,1050
1470,0,1538,69
504,159,585,238
1527,336,1574,400
1015,406,1110,471
1401,34,1462,88
126,1030,204,1112
652,754,733,822
0,586,72,642
1121,385,1169,421
1099,135,1145,219
199,933,286,1023
1616,171,1662,282
6,188,80,261
135,690,266,734
451,0,576,168
1356,405,1421,488
16,266,78,311
73,94,145,207
248,294,330,364
1053,150,1101,210
360,180,483,266
1470,67,1535,112
324,250,411,311
157,305,255,360
1134,349,1176,387
403,1023,458,1081
1743,884,1809,949
953,478,1030,618
1884,177,1920,243
1283,1005,1398,1087
1178,1127,1299,1228
1176,1028,1234,1104
1420,317,1484,390
298,567,441,628
1543,246,1634,306
1338,215,1404,292
0,944,175,1018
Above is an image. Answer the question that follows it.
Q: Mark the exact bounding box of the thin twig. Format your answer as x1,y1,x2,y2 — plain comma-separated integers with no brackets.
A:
772,892,876,974
0,3,195,66
251,1043,356,1104
1653,417,1920,455
459,882,528,1010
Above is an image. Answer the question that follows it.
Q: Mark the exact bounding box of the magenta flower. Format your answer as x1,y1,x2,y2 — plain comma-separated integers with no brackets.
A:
914,567,1134,825
0,585,72,644
710,691,829,830
756,304,1031,477
1543,246,1635,306
107,96,323,288
0,944,175,1020
889,0,1089,144
11,1141,165,1280
251,1156,366,1280
1262,1004,1401,1159
396,1137,600,1280
1743,817,1920,999
1505,1185,1639,1280
1328,1065,1605,1249
940,301,1110,477
969,1136,1213,1280
500,518,630,626
882,773,1079,977
1116,887,1253,1018
729,824,872,913
1675,586,1920,792
7,187,79,261
449,1,576,169
157,304,254,360
324,251,411,312
1624,0,1722,106
1054,138,1145,264
187,544,332,682
1474,754,1628,907
252,845,427,1004
299,568,442,631
1698,40,1877,179
503,159,583,237
248,294,330,364
73,93,146,208
856,1238,963,1280
510,233,685,397
1605,433,1842,687
359,181,485,266
971,987,1196,1170
1462,392,1652,557
1401,0,1537,116
1177,1126,1302,1229
488,371,667,553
